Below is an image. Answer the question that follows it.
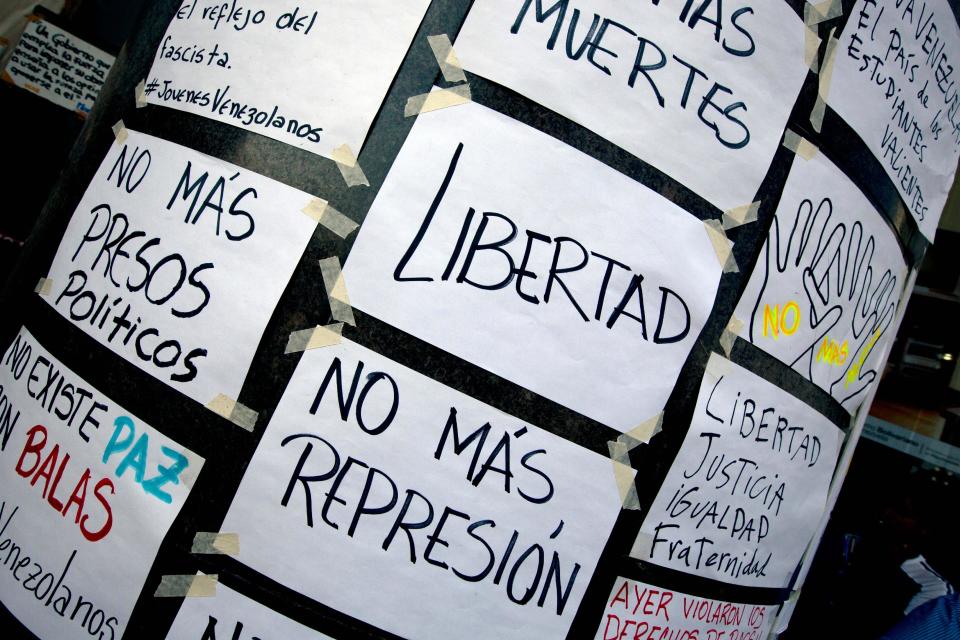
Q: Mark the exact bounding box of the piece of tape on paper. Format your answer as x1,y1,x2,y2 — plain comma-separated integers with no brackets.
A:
301,198,359,238
606,412,663,510
620,412,664,451
722,200,760,230
427,34,467,84
155,574,218,598
330,144,370,188
134,79,147,108
404,84,472,118
206,394,258,432
802,0,840,71
34,277,52,296
632,531,654,559
608,441,641,510
703,219,739,273
191,532,239,555
706,351,734,379
811,29,840,132
805,0,843,26
804,24,822,72
112,120,128,145
285,323,344,354
319,256,356,326
783,129,819,160
720,316,745,357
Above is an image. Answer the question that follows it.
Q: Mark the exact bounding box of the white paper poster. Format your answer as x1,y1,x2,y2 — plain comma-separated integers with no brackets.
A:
632,353,842,588
2,17,114,115
42,129,317,407
731,152,908,411
166,578,331,640
343,99,722,432
220,337,627,640
0,327,203,639
595,577,777,640
829,0,960,240
454,0,809,211
144,0,431,158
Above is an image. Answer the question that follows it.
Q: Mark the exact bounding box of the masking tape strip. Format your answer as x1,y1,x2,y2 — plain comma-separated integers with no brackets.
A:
804,26,822,72
631,531,654,560
703,219,739,273
319,257,356,326
285,323,344,354
722,200,760,230
719,315,745,358
206,394,258,432
607,441,641,510
330,144,370,188
178,457,201,491
191,532,239,555
618,412,664,452
782,129,819,160
112,120,128,145
803,0,840,71
34,277,52,296
811,29,840,133
155,574,218,598
404,84,472,118
134,79,147,108
301,198,359,239
805,0,843,26
719,329,737,358
705,351,734,380
427,34,467,84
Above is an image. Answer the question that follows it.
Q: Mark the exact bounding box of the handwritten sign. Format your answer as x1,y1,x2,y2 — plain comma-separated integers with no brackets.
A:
2,17,114,115
144,0,431,158
731,152,908,411
42,129,317,407
220,337,627,640
343,99,721,432
453,0,808,211
632,353,842,588
829,0,960,240
167,578,331,640
595,577,776,640
0,327,202,639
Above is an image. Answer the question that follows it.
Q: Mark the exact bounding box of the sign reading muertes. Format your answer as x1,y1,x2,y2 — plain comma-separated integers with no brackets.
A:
732,152,908,412
42,129,317,408
144,0,431,158
632,353,843,588
0,327,203,640
220,338,627,640
596,576,776,640
829,0,960,241
343,99,722,432
453,0,809,211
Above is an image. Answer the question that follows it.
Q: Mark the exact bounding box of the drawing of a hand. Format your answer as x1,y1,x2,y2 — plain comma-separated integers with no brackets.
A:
749,195,902,407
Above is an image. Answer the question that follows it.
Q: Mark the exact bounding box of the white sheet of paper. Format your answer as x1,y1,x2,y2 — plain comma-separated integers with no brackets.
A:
144,0,430,158
0,327,203,639
632,353,842,588
454,0,808,211
3,18,113,114
166,578,332,640
42,129,317,408
343,99,722,432
731,152,908,412
220,337,626,640
595,577,777,640
829,0,960,240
